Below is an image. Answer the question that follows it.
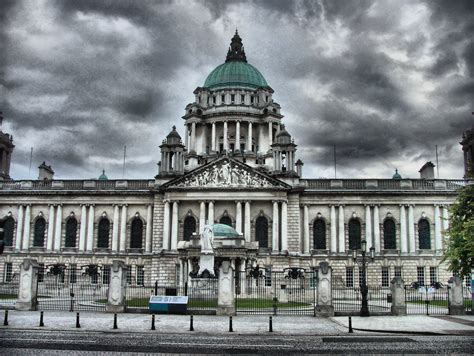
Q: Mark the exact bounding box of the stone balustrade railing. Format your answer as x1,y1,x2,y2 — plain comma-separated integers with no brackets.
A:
302,179,466,191
0,179,155,191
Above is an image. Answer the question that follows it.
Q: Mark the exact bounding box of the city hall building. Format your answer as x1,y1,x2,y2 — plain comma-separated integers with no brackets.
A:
0,32,472,291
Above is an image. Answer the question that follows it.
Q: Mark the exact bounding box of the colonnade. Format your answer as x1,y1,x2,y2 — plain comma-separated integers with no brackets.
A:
13,204,153,253
301,204,450,255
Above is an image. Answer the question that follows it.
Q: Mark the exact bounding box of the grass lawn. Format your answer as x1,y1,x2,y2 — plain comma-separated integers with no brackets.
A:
0,294,16,300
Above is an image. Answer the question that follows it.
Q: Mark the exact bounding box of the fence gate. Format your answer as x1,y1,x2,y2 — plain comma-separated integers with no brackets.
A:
235,267,316,315
404,283,449,315
37,265,108,311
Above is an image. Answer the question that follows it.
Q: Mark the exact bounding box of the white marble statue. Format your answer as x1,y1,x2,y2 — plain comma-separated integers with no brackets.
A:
201,224,214,253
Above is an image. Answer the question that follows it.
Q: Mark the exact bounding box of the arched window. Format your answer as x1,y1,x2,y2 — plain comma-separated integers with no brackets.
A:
183,216,196,241
383,219,396,249
1,217,15,247
219,216,232,227
33,217,46,247
255,216,268,248
313,219,326,249
65,217,78,248
348,219,361,250
130,218,143,249
418,219,431,249
97,218,110,248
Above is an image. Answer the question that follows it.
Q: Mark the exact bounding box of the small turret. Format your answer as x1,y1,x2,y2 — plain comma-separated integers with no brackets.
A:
271,125,297,175
225,29,247,63
38,162,54,180
158,126,185,177
392,169,402,180
0,112,15,180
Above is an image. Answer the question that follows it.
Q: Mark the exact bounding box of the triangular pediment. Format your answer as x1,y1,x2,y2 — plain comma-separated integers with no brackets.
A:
162,156,291,190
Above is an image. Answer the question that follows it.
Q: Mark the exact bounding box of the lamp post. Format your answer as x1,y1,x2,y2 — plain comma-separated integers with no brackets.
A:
352,239,375,317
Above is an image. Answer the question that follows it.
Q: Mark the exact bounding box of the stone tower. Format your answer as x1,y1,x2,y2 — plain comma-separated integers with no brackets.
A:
460,126,474,180
0,112,15,180
158,126,185,177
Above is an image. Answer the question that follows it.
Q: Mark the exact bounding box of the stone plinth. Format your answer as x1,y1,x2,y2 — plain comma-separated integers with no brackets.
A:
106,260,127,313
315,261,334,317
16,259,40,311
448,276,465,315
390,276,406,316
217,261,235,315
198,253,215,278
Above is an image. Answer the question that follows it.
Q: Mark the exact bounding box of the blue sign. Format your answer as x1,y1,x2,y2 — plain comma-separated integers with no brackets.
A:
149,295,188,314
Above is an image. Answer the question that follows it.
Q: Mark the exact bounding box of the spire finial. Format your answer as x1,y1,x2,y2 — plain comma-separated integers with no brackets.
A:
225,31,247,63
172,125,176,130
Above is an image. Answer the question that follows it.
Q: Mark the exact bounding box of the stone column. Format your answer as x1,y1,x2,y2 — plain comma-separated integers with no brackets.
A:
434,205,442,251
54,204,62,251
373,205,381,253
281,201,288,251
162,200,170,250
191,122,196,152
223,121,228,151
15,259,40,311
120,205,127,252
236,121,240,151
247,122,253,152
235,201,242,234
408,205,416,253
303,205,310,254
272,201,279,252
184,124,189,150
179,259,184,288
390,276,406,315
112,204,120,252
46,205,55,251
239,260,246,295
211,122,216,152
208,201,215,225
106,260,127,313
365,205,372,250
86,205,95,251
338,205,345,253
171,201,178,250
217,260,235,315
448,276,465,315
330,205,337,253
268,121,273,146
315,261,334,317
400,205,407,254
22,205,31,250
145,205,153,253
244,201,251,243
15,205,24,250
79,205,87,251
442,205,449,232
199,201,206,234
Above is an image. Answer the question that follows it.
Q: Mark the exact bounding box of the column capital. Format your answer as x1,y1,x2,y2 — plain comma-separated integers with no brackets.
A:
207,200,215,204
163,199,171,204
235,200,243,204
338,204,345,208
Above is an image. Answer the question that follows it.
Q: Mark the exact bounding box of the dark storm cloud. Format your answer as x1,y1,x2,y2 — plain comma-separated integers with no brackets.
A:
2,0,472,179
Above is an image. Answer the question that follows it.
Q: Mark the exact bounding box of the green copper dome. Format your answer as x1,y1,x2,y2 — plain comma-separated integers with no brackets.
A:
98,170,108,180
204,61,268,90
212,223,240,238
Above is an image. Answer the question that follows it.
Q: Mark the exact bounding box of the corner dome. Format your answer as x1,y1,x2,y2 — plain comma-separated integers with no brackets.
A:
392,169,402,180
98,170,108,180
212,223,240,238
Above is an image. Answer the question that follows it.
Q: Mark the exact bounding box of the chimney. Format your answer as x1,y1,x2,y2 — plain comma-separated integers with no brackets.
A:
295,159,304,177
419,161,435,179
38,161,55,180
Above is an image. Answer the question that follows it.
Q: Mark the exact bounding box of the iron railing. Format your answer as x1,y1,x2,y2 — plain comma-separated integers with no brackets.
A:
404,284,449,315
332,286,391,315
0,274,19,309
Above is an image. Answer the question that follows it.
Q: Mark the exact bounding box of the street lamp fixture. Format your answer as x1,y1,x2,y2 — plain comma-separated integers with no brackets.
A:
352,239,375,317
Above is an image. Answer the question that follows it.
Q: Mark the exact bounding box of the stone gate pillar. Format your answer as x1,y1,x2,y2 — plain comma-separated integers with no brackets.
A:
217,260,235,315
315,261,334,317
448,276,465,315
106,260,127,313
16,259,40,311
390,276,406,316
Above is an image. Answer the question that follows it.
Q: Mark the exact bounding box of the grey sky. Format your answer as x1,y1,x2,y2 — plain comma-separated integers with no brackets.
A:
1,0,473,180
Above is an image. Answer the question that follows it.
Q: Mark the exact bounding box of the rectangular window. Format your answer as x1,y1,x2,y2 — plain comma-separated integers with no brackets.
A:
221,94,225,103
126,265,132,285
241,94,245,103
264,267,272,287
394,266,402,279
69,264,77,284
213,96,216,104
250,96,254,104
417,267,425,286
4,263,12,282
382,267,390,288
103,265,110,284
346,267,354,288
231,94,235,102
429,267,437,285
136,266,144,286
38,263,45,283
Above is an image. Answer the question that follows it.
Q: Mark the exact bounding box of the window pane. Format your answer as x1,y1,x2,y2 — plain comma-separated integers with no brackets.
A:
33,218,46,247
348,219,361,250
383,219,396,249
97,218,110,248
65,218,78,248
183,216,196,241
313,219,326,249
418,219,431,249
130,219,143,248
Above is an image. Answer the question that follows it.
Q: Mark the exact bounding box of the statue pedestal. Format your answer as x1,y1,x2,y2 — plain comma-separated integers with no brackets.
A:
217,261,235,315
198,253,215,278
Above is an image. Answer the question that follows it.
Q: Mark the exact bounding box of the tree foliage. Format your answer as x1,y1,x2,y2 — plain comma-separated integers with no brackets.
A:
443,184,474,278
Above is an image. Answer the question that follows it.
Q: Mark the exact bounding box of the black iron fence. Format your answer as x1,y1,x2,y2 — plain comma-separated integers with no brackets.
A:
332,285,391,315
463,285,472,315
37,266,107,312
404,283,449,315
235,268,316,315
0,274,19,309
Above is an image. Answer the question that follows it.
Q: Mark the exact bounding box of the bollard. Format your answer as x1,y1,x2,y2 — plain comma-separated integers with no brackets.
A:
269,316,273,332
189,315,194,331
348,316,353,333
113,313,118,329
3,310,8,326
229,316,233,332
151,314,156,330
39,311,44,327
76,312,80,328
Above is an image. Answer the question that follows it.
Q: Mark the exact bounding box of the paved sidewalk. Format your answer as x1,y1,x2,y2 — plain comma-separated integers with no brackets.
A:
332,315,474,335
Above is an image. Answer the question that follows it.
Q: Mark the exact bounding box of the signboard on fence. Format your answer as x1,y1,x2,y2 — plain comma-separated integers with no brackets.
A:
149,295,188,314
